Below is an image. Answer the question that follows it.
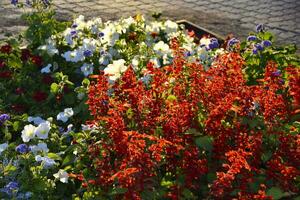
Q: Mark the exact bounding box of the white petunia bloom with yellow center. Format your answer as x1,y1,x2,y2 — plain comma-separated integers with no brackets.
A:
34,121,51,140
21,124,37,142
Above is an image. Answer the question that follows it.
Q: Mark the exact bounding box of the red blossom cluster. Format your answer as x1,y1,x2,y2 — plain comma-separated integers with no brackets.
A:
84,39,299,199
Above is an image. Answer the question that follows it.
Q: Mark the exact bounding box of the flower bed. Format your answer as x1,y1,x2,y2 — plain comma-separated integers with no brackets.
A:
0,1,299,199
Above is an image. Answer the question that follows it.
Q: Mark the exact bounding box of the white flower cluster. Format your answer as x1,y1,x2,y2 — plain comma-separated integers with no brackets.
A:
39,15,222,81
21,117,51,142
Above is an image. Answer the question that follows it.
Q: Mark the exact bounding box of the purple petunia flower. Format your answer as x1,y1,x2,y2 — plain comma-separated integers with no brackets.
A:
16,144,29,154
11,0,18,6
209,38,219,49
228,38,240,47
184,51,192,57
262,40,272,47
247,35,257,41
278,79,285,85
256,24,265,32
1,181,19,196
25,0,32,6
255,43,264,51
83,50,93,57
252,48,258,55
0,114,10,125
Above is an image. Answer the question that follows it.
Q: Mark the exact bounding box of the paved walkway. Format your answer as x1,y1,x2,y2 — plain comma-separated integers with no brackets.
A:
0,0,299,47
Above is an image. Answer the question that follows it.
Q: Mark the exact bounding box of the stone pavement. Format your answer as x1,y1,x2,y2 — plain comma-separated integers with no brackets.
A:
0,0,299,47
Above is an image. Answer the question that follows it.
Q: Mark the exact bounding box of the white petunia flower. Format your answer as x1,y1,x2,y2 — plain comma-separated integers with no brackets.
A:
53,169,69,183
74,15,86,30
0,143,8,155
81,38,97,53
57,112,68,123
153,41,170,56
146,21,162,33
199,37,211,48
100,24,120,46
34,121,51,139
149,57,161,68
30,143,49,155
131,56,139,71
57,108,74,123
164,20,178,34
28,116,46,125
62,124,73,136
41,64,52,73
123,16,135,27
64,108,74,117
62,49,85,63
38,38,59,56
104,59,128,81
81,124,97,131
21,124,37,142
99,52,112,66
35,155,56,168
81,63,94,77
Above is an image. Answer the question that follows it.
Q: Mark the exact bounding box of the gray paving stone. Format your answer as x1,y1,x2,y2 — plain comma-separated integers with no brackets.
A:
0,0,299,48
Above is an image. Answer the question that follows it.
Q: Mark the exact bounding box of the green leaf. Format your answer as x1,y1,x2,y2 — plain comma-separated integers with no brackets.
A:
126,108,134,119
50,83,59,94
182,188,196,199
167,95,177,101
266,187,285,200
13,121,20,132
47,153,61,161
4,164,17,175
195,136,213,152
110,187,128,195
82,78,90,87
261,151,273,163
62,154,75,166
207,172,217,182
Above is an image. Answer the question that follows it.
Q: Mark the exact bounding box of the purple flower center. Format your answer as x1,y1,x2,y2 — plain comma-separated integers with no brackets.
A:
184,51,192,57
84,50,93,57
70,30,77,36
16,144,29,154
99,32,105,37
